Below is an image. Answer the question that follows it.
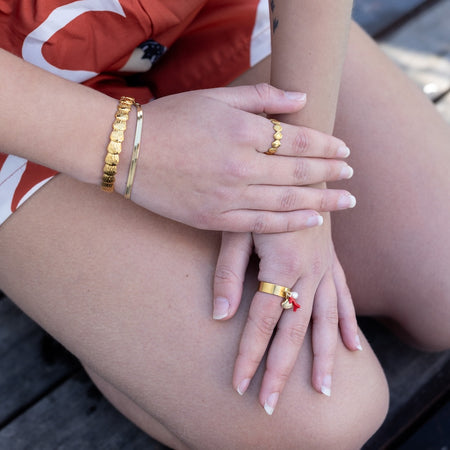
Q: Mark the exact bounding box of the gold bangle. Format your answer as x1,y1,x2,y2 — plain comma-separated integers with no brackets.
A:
101,96,134,192
124,102,143,200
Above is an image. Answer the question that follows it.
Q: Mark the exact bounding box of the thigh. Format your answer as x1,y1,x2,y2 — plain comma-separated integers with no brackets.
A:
0,175,387,449
332,24,450,349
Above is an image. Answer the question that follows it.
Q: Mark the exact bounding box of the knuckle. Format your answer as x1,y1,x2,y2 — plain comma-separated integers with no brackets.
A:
224,160,250,180
249,313,278,338
293,127,310,155
293,159,309,184
253,82,273,104
253,214,269,233
326,306,339,326
215,264,242,284
279,188,297,210
284,322,308,346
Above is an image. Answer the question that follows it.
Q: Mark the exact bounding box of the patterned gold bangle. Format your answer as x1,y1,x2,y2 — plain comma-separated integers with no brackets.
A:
101,96,135,192
124,102,143,200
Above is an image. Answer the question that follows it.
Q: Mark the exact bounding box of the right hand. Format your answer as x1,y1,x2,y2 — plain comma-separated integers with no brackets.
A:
129,84,355,232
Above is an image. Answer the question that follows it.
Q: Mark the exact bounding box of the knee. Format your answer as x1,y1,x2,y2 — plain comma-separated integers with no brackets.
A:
230,353,389,449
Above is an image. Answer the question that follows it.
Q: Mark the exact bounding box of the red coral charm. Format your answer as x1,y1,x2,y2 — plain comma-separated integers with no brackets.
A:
289,296,301,311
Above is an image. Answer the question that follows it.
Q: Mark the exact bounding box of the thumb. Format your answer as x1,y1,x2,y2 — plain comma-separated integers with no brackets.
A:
213,232,253,320
200,83,307,116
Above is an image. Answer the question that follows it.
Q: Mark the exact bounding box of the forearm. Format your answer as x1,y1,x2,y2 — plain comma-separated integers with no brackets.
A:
0,49,117,185
270,0,353,133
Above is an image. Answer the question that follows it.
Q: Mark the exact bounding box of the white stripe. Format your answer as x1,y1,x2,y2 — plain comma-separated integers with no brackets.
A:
22,0,126,83
250,0,271,67
0,156,27,225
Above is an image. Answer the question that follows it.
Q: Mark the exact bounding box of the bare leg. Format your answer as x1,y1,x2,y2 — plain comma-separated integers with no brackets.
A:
3,21,448,449
333,24,450,350
0,177,387,449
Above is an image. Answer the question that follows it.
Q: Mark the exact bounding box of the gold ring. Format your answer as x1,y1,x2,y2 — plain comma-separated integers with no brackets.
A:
265,119,283,155
258,281,300,311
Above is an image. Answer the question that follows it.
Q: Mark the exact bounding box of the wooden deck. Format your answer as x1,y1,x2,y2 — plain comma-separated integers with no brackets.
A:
1,1,449,448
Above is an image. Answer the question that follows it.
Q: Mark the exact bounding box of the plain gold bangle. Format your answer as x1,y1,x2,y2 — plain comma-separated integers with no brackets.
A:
101,96,134,192
124,102,143,200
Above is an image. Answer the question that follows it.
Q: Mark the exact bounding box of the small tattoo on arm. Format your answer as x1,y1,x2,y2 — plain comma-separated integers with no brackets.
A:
270,0,279,32
273,17,279,32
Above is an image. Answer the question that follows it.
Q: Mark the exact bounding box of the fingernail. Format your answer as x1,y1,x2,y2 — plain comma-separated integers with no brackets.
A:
340,165,354,179
306,215,324,227
285,91,307,102
264,392,279,416
321,375,332,397
337,194,356,209
337,145,351,158
213,297,230,320
355,334,363,351
237,378,251,396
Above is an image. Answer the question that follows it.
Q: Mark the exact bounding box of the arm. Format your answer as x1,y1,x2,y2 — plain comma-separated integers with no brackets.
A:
0,48,352,232
270,0,353,133
214,0,360,414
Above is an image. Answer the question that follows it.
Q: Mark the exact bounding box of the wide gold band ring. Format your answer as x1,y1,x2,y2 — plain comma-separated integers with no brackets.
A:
265,119,283,155
258,281,301,311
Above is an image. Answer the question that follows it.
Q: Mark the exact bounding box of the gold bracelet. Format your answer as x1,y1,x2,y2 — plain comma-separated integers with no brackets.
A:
101,96,135,192
124,102,143,200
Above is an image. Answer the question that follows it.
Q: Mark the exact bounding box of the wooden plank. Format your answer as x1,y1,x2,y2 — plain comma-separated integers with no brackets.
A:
0,298,78,426
361,318,450,449
0,371,167,450
353,0,429,35
380,0,450,99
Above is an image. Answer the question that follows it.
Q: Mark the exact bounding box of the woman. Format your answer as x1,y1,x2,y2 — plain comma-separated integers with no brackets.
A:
1,1,449,448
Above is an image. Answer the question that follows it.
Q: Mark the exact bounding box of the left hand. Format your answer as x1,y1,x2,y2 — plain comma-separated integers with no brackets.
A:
213,217,362,414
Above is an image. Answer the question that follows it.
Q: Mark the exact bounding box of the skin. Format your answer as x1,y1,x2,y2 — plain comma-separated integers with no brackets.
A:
215,0,357,413
1,13,449,450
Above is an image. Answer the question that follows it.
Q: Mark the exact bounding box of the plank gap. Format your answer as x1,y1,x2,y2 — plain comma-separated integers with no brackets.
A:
0,370,81,431
373,0,444,39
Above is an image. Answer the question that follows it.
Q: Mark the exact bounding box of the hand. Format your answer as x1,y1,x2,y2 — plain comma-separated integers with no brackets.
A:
213,218,361,414
129,84,355,232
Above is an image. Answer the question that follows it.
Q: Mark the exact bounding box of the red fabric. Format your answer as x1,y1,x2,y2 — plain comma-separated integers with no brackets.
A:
0,0,262,222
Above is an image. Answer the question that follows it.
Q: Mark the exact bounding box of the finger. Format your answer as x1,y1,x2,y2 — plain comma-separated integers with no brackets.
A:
333,259,362,351
255,119,350,159
310,273,339,396
258,279,316,415
218,209,325,233
213,232,253,320
199,83,308,116
240,185,356,212
254,154,354,186
232,266,300,398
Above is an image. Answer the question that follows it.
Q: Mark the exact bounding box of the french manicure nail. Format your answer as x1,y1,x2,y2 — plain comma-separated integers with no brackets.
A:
285,91,307,102
321,375,332,397
306,215,324,227
340,165,354,179
237,378,251,396
213,297,230,320
264,392,279,416
337,145,351,158
355,334,363,351
337,194,357,209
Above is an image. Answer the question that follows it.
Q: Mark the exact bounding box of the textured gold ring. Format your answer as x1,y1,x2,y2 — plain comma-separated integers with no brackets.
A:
258,281,300,311
265,119,283,155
